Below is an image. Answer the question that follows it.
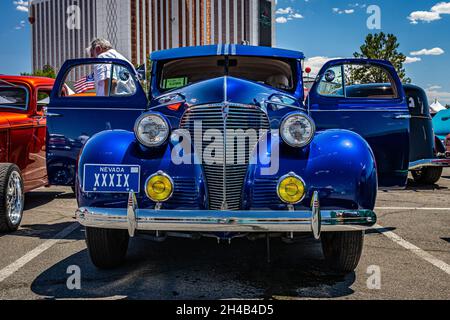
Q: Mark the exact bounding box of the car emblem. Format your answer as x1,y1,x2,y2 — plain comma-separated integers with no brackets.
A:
222,105,229,120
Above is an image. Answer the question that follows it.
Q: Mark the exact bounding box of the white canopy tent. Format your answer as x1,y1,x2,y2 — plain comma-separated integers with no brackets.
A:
430,99,446,114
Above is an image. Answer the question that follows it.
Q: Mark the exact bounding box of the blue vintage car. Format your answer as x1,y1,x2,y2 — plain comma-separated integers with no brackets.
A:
433,109,450,144
46,45,420,272
316,82,450,184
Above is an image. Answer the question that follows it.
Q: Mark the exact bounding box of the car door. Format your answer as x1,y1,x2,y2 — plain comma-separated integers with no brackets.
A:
46,58,148,186
24,86,50,189
0,82,37,192
404,85,434,163
308,59,410,188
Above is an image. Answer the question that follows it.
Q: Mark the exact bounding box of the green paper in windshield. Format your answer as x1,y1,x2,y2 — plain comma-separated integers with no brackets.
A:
163,77,188,89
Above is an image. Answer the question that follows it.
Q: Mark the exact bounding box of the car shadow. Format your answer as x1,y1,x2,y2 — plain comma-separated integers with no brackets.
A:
405,179,448,191
24,191,66,210
31,236,356,300
365,227,396,235
0,221,81,240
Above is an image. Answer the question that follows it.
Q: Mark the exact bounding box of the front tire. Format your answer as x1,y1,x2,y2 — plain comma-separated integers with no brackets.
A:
85,227,129,269
412,167,443,185
321,231,364,273
0,164,24,233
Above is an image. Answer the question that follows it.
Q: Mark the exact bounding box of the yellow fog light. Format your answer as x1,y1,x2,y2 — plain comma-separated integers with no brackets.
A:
277,173,306,204
145,171,174,202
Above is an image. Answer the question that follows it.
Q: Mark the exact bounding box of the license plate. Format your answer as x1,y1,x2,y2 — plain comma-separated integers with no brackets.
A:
83,164,141,193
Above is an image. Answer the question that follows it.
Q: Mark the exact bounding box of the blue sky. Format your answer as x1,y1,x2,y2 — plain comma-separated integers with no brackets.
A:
275,0,450,104
0,0,449,103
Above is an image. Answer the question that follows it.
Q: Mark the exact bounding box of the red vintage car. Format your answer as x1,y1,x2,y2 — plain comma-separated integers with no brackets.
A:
446,134,450,158
0,75,54,232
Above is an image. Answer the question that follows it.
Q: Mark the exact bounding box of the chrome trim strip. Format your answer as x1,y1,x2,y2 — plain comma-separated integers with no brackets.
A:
310,109,410,113
127,192,137,237
76,207,376,233
46,107,146,111
76,191,376,235
409,158,450,170
311,191,321,239
262,99,304,110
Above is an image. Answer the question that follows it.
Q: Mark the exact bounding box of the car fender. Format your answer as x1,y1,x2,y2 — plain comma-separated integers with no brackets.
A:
244,129,378,211
77,130,207,209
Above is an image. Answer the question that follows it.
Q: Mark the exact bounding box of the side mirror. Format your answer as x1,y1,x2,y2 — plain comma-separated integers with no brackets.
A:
136,64,146,81
324,69,336,82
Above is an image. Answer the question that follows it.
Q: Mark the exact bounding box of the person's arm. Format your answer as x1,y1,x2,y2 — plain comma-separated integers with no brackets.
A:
100,78,118,96
101,79,110,96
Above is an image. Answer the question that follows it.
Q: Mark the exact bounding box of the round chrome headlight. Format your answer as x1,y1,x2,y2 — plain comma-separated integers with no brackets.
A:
280,114,315,148
135,114,170,147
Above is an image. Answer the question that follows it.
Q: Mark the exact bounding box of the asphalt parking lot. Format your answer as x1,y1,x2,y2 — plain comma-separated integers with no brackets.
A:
0,170,449,300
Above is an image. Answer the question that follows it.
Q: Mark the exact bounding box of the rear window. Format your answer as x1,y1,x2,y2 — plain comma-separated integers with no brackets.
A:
159,56,296,92
0,86,29,110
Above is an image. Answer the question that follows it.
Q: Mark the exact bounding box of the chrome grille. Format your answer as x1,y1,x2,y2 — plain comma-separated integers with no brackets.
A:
180,104,270,210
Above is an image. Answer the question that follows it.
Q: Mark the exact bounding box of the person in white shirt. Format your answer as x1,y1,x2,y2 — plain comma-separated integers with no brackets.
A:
86,38,136,97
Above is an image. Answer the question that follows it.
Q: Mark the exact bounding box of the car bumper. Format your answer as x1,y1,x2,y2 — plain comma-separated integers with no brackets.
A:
409,158,450,170
75,192,377,239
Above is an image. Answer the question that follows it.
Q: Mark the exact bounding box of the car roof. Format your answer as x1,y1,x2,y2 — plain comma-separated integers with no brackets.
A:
150,44,305,61
0,75,55,87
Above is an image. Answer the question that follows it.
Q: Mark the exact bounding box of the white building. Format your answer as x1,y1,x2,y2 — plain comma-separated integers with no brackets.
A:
29,0,276,74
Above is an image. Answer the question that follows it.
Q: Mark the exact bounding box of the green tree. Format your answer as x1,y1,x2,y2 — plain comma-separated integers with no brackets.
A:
353,32,411,83
21,65,56,79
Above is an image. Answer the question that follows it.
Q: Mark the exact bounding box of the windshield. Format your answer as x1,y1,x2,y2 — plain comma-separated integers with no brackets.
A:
0,86,28,110
159,56,296,92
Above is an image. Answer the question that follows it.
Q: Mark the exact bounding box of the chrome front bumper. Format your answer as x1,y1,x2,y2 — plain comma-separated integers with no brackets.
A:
409,158,450,170
75,192,377,239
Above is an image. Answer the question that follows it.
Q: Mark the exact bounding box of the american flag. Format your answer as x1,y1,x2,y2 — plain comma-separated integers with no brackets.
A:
74,73,95,93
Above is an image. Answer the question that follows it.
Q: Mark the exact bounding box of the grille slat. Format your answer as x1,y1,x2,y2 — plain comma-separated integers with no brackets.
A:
180,104,270,210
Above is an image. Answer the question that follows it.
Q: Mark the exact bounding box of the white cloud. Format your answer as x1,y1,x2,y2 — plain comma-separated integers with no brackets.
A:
291,13,304,19
349,3,367,9
304,56,342,75
404,57,422,64
276,7,294,15
15,20,26,30
428,85,442,90
276,16,288,24
410,47,445,56
408,11,441,23
426,89,450,104
275,6,303,23
14,1,29,13
408,1,450,24
431,2,450,14
333,8,355,14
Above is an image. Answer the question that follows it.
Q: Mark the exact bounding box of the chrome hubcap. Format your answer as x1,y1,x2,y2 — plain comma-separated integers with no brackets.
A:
6,171,23,225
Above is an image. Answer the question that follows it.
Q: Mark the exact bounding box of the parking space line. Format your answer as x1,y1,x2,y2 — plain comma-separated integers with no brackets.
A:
374,224,450,275
376,207,450,211
0,223,80,283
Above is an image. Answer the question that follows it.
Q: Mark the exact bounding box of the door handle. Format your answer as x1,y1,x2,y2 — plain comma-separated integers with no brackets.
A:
45,112,62,118
43,106,62,118
393,115,411,119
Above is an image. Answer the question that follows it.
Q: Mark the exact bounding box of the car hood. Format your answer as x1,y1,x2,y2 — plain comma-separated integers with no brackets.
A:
151,76,300,110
